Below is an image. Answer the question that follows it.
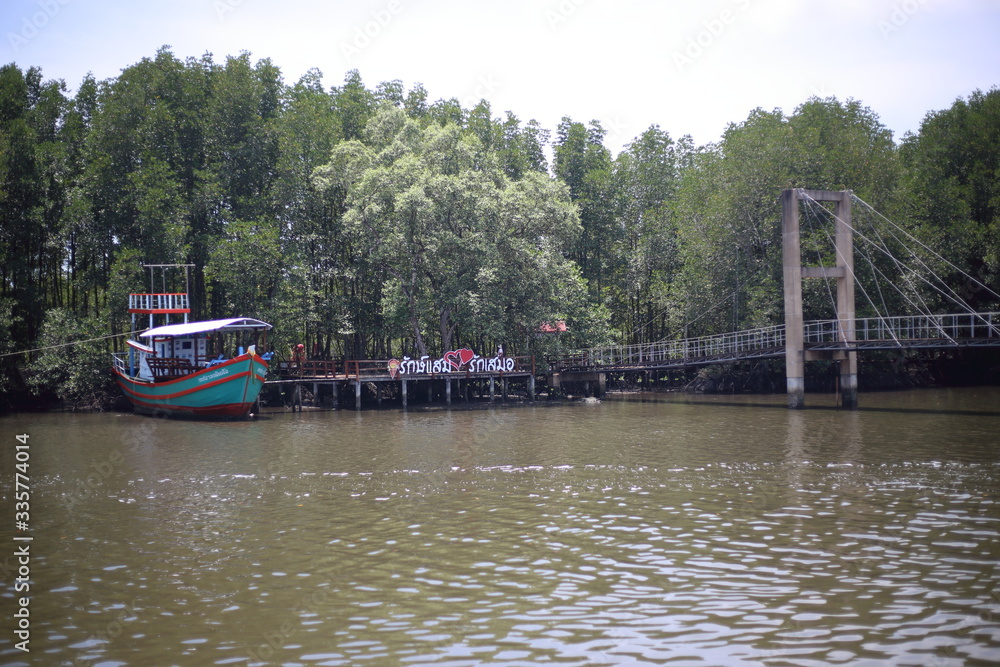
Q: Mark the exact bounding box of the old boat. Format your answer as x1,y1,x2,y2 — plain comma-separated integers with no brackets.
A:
111,265,273,418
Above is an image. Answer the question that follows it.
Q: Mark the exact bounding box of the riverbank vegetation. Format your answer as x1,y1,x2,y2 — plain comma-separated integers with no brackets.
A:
2,48,998,407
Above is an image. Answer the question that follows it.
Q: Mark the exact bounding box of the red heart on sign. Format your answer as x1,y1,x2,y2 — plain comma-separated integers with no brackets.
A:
443,350,462,371
458,348,475,366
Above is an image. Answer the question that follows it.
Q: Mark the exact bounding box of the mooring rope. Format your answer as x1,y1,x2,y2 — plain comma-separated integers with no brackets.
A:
0,331,134,359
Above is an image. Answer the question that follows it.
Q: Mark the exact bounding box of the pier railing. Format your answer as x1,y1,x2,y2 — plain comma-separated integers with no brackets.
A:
276,359,342,378
345,359,393,379
274,356,536,380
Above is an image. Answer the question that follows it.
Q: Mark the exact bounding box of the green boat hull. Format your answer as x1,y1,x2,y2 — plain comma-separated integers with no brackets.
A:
114,353,268,418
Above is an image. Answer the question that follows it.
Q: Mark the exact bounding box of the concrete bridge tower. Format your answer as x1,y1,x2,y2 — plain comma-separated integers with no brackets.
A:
782,189,857,409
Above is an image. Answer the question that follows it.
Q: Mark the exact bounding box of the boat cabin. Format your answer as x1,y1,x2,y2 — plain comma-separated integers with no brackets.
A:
138,318,271,380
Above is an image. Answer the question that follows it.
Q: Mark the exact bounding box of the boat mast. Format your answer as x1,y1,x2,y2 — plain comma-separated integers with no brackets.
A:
127,263,194,376
129,264,195,335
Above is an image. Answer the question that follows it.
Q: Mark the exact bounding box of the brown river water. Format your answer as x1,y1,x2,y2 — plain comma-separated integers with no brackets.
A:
1,387,999,666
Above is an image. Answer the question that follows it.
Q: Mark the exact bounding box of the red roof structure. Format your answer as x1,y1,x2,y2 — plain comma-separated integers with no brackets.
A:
537,320,568,334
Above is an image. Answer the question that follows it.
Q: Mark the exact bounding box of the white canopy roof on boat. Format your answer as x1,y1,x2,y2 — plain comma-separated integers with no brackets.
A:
140,317,272,338
126,339,156,353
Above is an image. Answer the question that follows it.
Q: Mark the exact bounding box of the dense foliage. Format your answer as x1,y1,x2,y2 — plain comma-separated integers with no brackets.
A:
1,48,997,405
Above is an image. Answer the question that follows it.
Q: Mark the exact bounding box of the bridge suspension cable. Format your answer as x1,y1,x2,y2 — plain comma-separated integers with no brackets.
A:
799,192,906,345
799,191,1000,338
852,196,1000,304
625,190,999,350
850,211,961,344
800,192,946,344
850,195,1000,336
622,254,770,345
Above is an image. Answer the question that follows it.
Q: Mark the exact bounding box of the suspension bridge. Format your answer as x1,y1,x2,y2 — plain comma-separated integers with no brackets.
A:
547,311,1000,396
272,189,1000,410
548,189,1000,408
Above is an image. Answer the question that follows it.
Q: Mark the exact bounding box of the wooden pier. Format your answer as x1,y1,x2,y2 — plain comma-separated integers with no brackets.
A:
265,357,537,411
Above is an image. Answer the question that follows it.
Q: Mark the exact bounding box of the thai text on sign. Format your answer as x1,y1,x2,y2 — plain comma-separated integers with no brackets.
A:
388,349,515,378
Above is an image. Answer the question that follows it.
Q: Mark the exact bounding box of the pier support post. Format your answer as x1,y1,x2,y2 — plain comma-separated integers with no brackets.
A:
839,372,858,408
547,373,560,399
489,376,495,401
528,374,536,401
401,378,407,409
354,380,361,411
446,378,452,405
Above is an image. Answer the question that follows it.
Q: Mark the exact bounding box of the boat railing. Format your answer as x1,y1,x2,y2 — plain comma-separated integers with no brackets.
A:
147,357,196,379
128,293,191,314
111,352,128,375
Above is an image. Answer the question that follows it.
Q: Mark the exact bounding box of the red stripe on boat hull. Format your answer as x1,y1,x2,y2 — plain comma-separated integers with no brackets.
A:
113,353,268,419
117,371,252,401
129,398,255,418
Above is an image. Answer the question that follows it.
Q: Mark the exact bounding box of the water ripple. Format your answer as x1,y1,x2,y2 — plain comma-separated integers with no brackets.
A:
6,397,1000,666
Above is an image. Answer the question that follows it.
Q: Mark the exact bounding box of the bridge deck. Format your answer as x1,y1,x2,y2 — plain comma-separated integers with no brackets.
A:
551,312,1000,373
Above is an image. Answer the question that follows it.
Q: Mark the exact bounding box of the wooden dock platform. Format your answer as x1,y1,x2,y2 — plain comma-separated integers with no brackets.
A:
264,356,537,410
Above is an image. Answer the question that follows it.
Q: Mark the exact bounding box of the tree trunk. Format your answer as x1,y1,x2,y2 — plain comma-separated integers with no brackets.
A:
439,307,452,352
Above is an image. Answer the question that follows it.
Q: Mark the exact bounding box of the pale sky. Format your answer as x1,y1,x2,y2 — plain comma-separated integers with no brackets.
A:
3,0,999,155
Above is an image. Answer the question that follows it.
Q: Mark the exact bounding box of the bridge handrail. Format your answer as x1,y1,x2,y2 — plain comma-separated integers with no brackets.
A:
559,324,788,368
558,311,1000,369
804,312,1000,344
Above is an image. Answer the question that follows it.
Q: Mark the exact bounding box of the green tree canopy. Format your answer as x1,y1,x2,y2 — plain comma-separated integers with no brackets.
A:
898,88,1000,311
2,50,997,406
314,107,600,357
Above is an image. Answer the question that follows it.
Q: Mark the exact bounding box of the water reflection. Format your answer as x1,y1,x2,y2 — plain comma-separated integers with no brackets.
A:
0,388,998,666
